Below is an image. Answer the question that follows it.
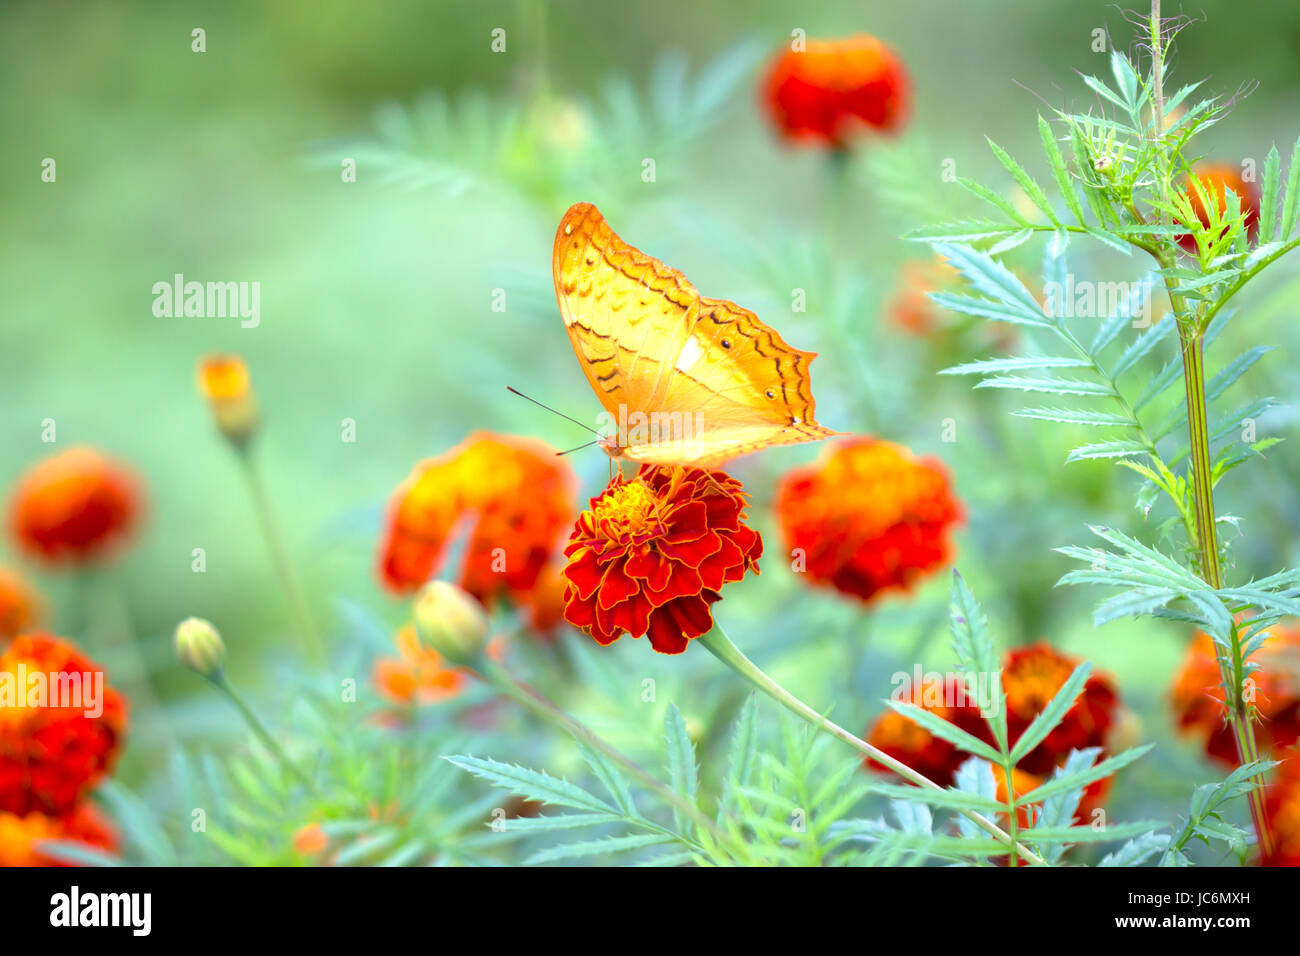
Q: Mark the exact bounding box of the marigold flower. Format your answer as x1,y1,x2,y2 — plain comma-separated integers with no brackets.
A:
518,560,569,638
1002,642,1118,776
1177,163,1261,253
561,466,761,655
0,567,42,644
0,804,117,867
372,626,467,706
887,258,956,337
776,439,961,604
1171,626,1300,767
197,354,259,447
8,448,142,567
292,821,329,856
762,35,909,148
378,433,575,606
1262,753,1300,867
413,581,488,666
0,634,127,817
864,644,1120,823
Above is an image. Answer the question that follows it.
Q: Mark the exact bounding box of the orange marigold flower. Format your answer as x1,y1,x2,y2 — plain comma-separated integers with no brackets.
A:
197,354,259,447
292,822,329,856
776,438,961,604
7,448,142,566
561,466,761,655
762,35,909,148
0,804,117,867
1177,163,1261,253
0,634,127,817
1002,641,1118,776
518,560,569,639
867,702,963,786
1262,753,1300,867
887,258,957,337
378,432,576,606
1171,626,1300,767
372,626,467,706
0,567,43,644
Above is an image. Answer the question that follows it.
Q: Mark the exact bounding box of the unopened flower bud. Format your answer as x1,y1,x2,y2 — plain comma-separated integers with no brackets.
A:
413,581,488,666
175,616,226,678
197,355,259,448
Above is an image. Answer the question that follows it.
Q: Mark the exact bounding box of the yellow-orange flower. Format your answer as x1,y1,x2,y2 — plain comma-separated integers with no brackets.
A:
292,822,329,856
776,438,961,604
762,35,909,148
372,626,467,706
1263,753,1300,867
0,804,116,867
1171,625,1300,766
0,567,42,643
197,354,259,446
0,634,128,816
378,433,576,608
887,258,958,336
7,448,142,566
1177,163,1261,252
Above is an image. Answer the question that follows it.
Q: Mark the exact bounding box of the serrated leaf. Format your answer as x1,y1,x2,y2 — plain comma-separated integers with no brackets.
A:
1015,744,1153,806
664,704,699,831
525,833,673,865
1013,406,1135,427
1281,134,1300,240
1008,664,1092,764
446,755,617,815
976,375,1114,396
1039,114,1085,224
942,356,1091,376
1066,439,1150,461
986,138,1058,224
886,700,1005,763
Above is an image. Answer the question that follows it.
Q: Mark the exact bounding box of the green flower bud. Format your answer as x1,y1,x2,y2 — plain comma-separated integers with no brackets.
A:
175,616,226,678
414,581,488,666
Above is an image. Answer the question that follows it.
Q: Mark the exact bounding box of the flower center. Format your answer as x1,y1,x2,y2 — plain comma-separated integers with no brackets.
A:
593,479,659,539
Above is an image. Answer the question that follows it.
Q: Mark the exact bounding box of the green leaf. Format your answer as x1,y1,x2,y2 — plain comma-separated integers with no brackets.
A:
525,833,673,865
1280,134,1300,240
958,176,1030,224
941,356,1091,376
986,138,1058,224
1065,439,1151,462
904,220,1023,243
664,703,699,830
1100,832,1169,866
578,744,637,818
947,571,1007,749
885,700,1005,764
1260,144,1281,242
952,758,999,839
1016,744,1153,806
720,694,759,816
929,292,1050,328
446,755,617,814
975,375,1114,396
497,813,614,833
1111,317,1174,378
1013,407,1135,427
866,782,1007,815
1039,114,1085,224
932,242,1048,320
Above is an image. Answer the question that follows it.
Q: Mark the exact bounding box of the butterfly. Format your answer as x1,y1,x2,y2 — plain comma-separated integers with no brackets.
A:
552,202,840,468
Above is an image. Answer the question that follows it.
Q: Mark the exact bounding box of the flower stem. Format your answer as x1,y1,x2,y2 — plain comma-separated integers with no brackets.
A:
238,453,325,665
211,672,319,795
697,624,1046,865
478,657,748,863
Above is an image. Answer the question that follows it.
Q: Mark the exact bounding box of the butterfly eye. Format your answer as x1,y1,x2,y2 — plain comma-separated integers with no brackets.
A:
721,338,731,349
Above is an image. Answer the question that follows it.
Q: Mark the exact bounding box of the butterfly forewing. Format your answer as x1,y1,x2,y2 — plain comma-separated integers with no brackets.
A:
552,202,839,466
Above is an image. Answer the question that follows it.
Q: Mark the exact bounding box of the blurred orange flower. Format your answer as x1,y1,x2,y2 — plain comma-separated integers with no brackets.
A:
887,258,958,336
1262,753,1300,867
562,466,761,654
0,567,42,644
1177,163,1261,252
372,626,467,706
865,643,1119,823
776,438,961,604
292,821,329,856
518,560,569,638
762,35,909,148
197,353,259,446
7,447,142,566
1171,625,1300,767
0,804,116,867
378,432,575,608
0,634,127,817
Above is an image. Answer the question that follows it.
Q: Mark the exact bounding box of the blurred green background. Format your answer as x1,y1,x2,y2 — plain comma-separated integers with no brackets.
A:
4,0,1300,848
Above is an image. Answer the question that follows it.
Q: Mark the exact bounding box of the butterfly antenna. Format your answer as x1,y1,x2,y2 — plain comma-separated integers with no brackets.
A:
556,439,601,456
506,386,600,436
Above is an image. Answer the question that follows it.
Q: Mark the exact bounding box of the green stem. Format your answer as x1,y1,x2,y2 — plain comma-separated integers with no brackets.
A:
479,658,748,864
239,454,324,665
697,624,1047,866
212,672,319,795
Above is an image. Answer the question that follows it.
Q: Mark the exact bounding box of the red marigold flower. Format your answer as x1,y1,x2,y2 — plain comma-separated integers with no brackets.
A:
1002,641,1118,776
561,466,761,655
1176,163,1261,253
864,644,1121,822
1262,752,1300,867
371,626,467,706
0,634,127,817
7,448,142,566
377,432,576,605
761,35,909,148
776,438,961,604
1171,625,1300,767
0,804,117,867
0,567,43,644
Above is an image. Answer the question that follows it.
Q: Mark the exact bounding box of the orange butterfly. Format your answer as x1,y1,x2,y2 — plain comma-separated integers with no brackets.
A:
552,202,840,468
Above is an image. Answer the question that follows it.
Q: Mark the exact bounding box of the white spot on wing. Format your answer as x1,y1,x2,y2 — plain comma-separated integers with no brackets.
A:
674,337,704,374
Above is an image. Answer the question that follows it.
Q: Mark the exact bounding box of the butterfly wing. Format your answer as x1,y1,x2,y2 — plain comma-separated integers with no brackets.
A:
553,202,839,466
